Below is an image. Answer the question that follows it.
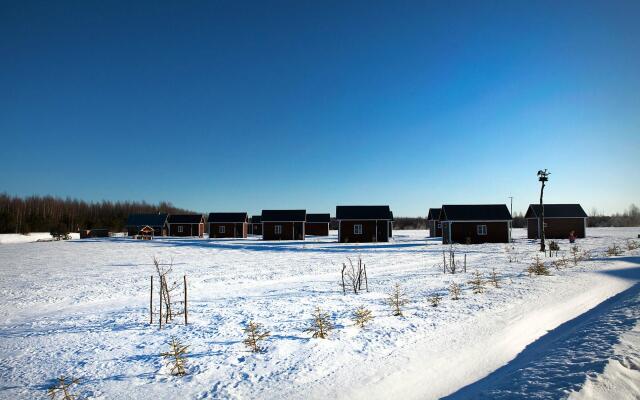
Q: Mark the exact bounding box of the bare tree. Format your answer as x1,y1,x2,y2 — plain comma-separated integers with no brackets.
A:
341,257,368,295
489,268,500,288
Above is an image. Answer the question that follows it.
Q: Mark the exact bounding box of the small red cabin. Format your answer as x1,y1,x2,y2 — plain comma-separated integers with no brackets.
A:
167,214,205,237
525,204,587,239
125,213,168,237
249,215,262,235
262,210,306,240
208,213,248,238
305,213,330,236
440,204,512,244
427,208,442,237
336,205,393,243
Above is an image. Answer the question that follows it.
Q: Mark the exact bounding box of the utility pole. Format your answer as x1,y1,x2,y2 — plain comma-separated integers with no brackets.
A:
508,196,513,242
537,169,550,252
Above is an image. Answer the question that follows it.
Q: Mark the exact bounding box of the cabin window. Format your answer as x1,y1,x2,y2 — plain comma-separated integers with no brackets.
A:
275,225,282,234
354,224,363,235
219,226,225,233
437,222,442,228
477,225,487,235
177,226,183,233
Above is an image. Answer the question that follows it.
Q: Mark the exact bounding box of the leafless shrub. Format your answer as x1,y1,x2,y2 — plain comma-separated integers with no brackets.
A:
428,293,442,307
305,307,334,339
47,376,80,400
468,271,485,294
606,243,623,256
352,306,374,328
388,283,409,316
243,321,270,353
505,244,519,263
570,245,582,266
627,239,640,251
449,282,461,300
161,337,189,376
552,255,569,270
153,256,186,326
340,257,368,295
527,255,550,276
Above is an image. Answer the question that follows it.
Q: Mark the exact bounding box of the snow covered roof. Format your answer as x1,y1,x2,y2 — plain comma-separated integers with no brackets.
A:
306,213,330,223
335,206,392,220
261,210,306,222
440,205,512,221
208,213,248,223
167,214,204,224
125,213,168,227
427,208,442,220
525,204,587,219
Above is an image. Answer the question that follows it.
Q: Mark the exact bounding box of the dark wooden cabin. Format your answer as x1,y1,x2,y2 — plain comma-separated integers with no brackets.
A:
525,204,587,239
262,210,306,240
208,213,249,238
167,214,205,237
305,213,330,236
427,208,442,237
336,205,393,243
249,215,262,235
440,204,512,244
125,213,168,237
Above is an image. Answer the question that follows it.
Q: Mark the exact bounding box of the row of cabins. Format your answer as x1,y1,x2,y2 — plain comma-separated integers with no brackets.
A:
125,206,394,243
426,204,588,244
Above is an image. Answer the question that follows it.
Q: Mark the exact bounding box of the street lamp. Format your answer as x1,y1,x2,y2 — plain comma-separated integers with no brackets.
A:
537,169,550,252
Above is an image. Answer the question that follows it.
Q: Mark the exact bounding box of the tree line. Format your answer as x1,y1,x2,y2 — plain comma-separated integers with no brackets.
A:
0,194,194,234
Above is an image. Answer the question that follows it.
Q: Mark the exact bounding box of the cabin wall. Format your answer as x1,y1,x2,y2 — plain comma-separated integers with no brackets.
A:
428,220,442,237
168,223,204,237
262,222,304,240
443,221,509,244
339,220,389,243
209,222,247,238
305,222,329,236
526,218,586,239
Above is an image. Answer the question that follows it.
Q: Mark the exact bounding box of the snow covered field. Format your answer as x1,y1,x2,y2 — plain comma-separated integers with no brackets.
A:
0,228,639,399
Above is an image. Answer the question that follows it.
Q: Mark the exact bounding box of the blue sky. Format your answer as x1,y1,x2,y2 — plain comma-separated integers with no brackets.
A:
1,1,639,216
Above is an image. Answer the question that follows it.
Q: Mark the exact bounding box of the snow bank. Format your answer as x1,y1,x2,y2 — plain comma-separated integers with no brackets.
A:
0,228,638,399
0,232,80,244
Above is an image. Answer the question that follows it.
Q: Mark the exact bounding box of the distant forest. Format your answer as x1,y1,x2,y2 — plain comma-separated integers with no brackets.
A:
0,194,638,234
0,194,194,234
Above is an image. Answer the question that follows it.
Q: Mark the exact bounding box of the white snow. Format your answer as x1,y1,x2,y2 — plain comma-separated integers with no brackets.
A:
0,228,639,399
569,321,640,400
0,232,80,244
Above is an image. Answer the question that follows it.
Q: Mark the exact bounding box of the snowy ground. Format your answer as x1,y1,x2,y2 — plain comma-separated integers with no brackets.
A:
0,228,639,399
0,232,80,244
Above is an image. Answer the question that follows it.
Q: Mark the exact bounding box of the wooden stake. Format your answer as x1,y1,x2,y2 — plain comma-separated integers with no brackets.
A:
183,275,188,325
150,275,153,324
341,264,346,295
464,254,467,273
159,274,163,329
363,263,369,292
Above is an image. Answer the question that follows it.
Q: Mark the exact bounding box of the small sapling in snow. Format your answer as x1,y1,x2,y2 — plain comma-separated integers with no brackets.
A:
305,307,334,339
527,255,550,276
161,337,189,376
606,243,623,256
489,268,500,288
468,271,485,294
352,306,374,328
47,376,80,400
428,293,442,307
449,282,461,300
388,283,409,316
570,245,582,266
627,239,640,251
243,321,270,353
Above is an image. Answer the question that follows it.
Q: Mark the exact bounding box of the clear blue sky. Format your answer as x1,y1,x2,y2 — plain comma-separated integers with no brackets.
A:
1,1,639,216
